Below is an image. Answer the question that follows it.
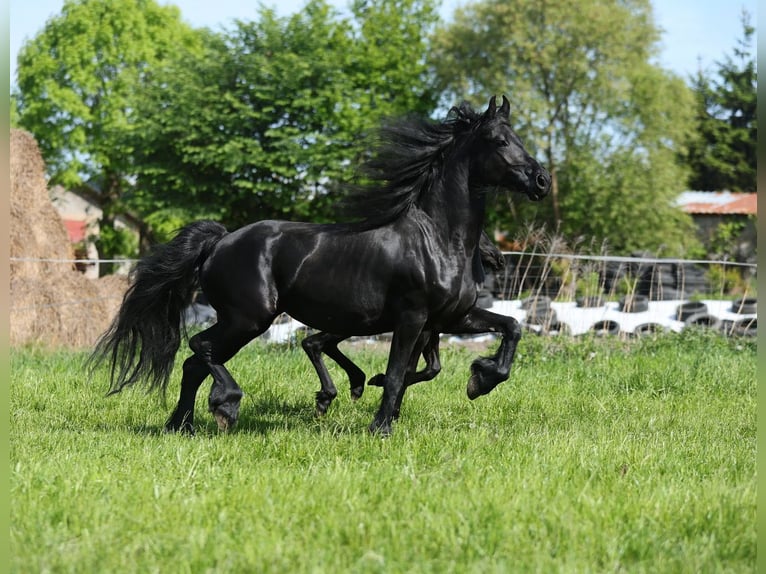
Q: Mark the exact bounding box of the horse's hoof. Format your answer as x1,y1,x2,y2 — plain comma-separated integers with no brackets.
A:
211,402,239,432
368,418,392,438
214,412,233,432
466,374,482,400
350,385,365,401
165,412,195,435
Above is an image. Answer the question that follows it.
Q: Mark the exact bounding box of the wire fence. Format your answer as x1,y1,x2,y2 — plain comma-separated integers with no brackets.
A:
486,251,757,303
11,252,758,338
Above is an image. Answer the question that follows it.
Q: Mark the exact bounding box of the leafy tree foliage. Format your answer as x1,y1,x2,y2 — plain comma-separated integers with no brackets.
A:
17,0,734,261
685,12,756,192
430,0,699,255
13,0,200,263
127,0,438,231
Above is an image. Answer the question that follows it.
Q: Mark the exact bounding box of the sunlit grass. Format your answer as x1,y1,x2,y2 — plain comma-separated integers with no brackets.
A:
10,330,756,573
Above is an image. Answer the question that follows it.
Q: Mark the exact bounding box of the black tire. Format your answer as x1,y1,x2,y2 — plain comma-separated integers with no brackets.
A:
675,301,707,321
545,321,571,336
633,323,667,336
618,294,649,313
525,307,557,327
590,320,620,336
520,295,551,311
684,313,721,330
730,297,757,315
732,317,757,337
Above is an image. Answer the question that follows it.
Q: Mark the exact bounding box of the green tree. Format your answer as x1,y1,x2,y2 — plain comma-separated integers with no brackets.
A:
430,0,699,255
128,6,352,228
128,0,438,230
13,0,201,266
686,11,756,192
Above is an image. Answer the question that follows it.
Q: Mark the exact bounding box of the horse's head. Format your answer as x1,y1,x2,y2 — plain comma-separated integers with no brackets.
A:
464,95,551,202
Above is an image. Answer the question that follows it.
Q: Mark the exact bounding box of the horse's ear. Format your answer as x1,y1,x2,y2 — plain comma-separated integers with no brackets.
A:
485,95,497,118
499,95,510,119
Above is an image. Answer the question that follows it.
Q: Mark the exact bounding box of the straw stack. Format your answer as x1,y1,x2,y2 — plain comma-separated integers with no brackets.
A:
10,129,128,348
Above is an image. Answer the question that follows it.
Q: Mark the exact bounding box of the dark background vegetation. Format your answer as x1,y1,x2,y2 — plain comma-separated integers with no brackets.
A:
11,0,756,265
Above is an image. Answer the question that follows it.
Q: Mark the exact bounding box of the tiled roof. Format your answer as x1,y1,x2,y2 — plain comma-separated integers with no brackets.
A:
676,191,757,215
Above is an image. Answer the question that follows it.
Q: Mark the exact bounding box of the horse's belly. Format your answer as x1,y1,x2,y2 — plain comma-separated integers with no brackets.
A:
283,295,392,335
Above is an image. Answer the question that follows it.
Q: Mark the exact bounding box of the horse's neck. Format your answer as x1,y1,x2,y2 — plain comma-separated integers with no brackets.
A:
420,169,487,265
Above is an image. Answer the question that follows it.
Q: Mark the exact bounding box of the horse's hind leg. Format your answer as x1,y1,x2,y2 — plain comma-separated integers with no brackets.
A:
322,338,366,401
302,332,343,415
191,317,267,431
165,354,209,434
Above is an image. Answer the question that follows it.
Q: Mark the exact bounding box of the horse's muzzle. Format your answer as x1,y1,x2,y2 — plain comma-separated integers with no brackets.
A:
528,169,551,201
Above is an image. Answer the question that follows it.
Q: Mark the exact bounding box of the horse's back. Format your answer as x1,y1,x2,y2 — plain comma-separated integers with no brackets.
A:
197,219,400,331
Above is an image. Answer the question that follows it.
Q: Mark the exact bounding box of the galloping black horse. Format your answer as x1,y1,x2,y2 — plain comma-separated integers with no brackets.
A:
90,95,550,436
301,231,507,418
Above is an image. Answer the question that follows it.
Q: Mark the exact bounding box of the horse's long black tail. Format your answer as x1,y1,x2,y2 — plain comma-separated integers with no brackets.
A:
89,220,228,396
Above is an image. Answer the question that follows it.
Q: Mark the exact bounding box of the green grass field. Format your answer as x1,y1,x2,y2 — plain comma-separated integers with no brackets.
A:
10,330,756,573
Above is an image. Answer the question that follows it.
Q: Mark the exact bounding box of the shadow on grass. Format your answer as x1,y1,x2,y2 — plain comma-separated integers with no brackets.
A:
233,391,380,437
101,388,381,438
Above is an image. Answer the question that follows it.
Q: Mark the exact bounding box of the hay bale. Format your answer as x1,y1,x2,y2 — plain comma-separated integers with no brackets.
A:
10,129,129,348
10,130,75,281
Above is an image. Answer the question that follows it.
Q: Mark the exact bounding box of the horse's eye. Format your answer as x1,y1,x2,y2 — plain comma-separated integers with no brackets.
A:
496,139,509,148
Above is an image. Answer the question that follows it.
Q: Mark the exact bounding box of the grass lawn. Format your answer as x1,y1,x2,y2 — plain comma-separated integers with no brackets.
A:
10,329,756,573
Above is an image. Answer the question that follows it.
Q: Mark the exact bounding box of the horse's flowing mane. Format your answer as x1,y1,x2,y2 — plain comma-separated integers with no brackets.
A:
341,102,484,229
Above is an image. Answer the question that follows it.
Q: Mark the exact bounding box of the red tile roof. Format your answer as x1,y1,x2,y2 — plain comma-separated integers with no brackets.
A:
677,192,757,215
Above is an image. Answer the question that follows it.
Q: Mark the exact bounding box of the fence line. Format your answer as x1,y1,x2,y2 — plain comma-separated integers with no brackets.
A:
10,253,758,313
11,256,138,264
500,251,757,269
9,253,758,269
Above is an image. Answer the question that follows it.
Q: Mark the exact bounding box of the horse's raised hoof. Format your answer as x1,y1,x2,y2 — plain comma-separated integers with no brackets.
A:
467,358,507,400
466,374,484,400
350,384,365,401
367,374,385,387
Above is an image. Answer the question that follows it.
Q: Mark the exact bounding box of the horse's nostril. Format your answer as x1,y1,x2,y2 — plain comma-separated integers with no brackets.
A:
535,173,549,190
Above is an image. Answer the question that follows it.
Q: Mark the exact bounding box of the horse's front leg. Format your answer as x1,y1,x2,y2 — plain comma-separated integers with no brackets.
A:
404,330,441,386
368,330,437,388
392,331,441,419
444,306,523,399
369,312,427,437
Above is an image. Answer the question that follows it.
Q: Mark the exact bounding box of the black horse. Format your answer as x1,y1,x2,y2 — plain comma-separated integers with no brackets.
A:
90,95,550,436
301,231,507,418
